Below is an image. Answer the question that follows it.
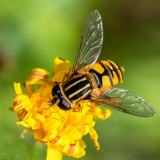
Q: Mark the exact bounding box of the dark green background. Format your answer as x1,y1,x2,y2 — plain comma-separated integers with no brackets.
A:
0,0,160,160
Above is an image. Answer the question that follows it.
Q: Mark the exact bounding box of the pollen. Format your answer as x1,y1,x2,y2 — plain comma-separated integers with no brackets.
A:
12,57,111,159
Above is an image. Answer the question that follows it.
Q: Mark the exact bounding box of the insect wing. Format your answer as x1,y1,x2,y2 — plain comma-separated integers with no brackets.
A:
73,10,103,73
91,87,156,117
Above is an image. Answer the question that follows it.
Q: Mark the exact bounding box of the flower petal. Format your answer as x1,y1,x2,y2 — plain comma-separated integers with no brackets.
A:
89,128,100,150
50,57,70,82
46,145,62,160
14,82,23,95
25,68,49,95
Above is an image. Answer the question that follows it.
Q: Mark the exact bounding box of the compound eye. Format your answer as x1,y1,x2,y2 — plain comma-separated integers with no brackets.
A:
52,84,60,96
58,98,71,110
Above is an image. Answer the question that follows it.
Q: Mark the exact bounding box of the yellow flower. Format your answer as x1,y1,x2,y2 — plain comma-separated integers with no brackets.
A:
13,57,111,160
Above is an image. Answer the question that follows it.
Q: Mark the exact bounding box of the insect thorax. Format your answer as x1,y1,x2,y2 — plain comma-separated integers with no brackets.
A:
63,74,91,102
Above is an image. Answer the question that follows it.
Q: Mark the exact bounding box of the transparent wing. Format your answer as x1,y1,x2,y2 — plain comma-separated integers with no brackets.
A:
91,87,156,117
73,10,103,73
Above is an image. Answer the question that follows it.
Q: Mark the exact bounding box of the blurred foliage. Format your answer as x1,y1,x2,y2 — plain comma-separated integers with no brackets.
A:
0,0,160,160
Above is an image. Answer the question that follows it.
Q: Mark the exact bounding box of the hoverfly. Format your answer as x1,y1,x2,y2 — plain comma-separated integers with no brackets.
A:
50,10,156,117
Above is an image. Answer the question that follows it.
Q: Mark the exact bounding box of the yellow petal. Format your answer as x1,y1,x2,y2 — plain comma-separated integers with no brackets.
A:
93,108,111,120
25,68,49,95
50,57,70,82
14,82,22,95
89,128,100,150
46,145,62,160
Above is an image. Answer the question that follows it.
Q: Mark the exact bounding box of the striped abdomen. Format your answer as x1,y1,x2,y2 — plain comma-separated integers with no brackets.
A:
63,75,91,102
88,60,124,89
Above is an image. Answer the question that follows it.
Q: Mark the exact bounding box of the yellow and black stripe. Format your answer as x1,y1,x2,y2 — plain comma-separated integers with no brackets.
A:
63,75,91,102
88,60,124,89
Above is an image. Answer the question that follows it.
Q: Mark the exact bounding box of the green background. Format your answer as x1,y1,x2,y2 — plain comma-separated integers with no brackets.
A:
0,0,160,160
